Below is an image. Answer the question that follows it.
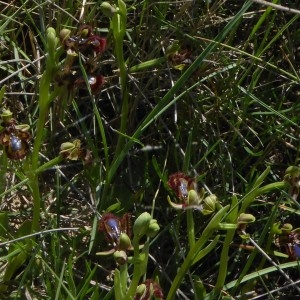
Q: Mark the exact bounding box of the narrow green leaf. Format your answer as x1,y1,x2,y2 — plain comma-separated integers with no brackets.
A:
192,235,220,265
238,86,299,128
55,259,66,300
0,85,5,105
0,212,8,237
129,57,167,72
244,146,263,157
224,261,300,291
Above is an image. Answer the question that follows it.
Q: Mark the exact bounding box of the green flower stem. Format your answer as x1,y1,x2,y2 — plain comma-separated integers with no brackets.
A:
125,238,149,299
125,266,141,299
187,209,195,249
119,263,128,297
30,174,41,232
211,231,236,299
111,0,128,169
166,205,229,300
102,0,129,208
32,27,57,168
31,79,50,170
30,27,57,233
214,195,239,291
30,89,50,232
125,237,142,299
214,229,236,290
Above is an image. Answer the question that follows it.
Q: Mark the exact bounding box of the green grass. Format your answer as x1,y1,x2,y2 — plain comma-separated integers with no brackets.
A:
0,0,300,299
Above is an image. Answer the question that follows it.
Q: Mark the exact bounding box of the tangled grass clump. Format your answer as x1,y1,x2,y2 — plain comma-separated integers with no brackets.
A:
0,0,299,299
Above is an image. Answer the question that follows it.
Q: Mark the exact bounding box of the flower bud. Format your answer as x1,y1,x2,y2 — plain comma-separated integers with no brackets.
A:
187,189,200,205
0,109,13,122
119,232,131,251
60,141,75,152
79,25,91,38
15,124,30,132
237,213,256,224
237,213,255,238
100,2,117,18
271,221,282,234
133,212,151,239
46,27,58,56
113,250,127,265
146,219,160,238
60,139,81,160
134,279,164,299
135,283,146,298
284,166,300,187
165,40,180,56
281,223,293,234
201,194,217,215
59,28,71,44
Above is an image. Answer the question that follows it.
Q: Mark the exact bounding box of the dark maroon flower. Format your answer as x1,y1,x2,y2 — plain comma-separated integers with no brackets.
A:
98,213,132,249
63,25,106,55
167,172,197,203
75,35,106,55
86,35,107,53
74,74,105,95
90,75,105,94
58,25,107,95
